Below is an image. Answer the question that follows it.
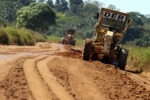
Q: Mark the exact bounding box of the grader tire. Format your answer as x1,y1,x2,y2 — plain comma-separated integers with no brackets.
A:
118,49,129,70
71,40,76,46
62,39,65,44
73,40,76,46
82,39,93,61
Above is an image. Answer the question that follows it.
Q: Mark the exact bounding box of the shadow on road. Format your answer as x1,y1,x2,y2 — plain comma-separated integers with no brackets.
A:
125,69,143,74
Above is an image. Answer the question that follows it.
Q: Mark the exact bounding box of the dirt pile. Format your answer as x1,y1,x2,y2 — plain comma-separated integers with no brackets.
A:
56,45,82,59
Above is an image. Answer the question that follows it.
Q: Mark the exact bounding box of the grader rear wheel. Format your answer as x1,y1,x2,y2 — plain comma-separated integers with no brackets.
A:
71,40,76,46
82,39,93,61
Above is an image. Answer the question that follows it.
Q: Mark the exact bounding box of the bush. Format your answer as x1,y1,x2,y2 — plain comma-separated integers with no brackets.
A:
0,28,9,45
0,26,46,46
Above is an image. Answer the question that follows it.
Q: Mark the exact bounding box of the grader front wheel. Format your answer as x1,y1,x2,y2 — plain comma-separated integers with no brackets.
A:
118,49,129,70
82,39,93,61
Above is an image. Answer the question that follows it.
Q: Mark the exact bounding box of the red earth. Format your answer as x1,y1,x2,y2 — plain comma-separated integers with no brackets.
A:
0,42,150,100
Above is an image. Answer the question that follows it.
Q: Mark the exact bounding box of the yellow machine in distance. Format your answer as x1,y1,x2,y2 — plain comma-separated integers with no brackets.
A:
62,28,76,46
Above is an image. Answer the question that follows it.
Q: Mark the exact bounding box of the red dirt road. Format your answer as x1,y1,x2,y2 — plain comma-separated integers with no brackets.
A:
0,42,150,100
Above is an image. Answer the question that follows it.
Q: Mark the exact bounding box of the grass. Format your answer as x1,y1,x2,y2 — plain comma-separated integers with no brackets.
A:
75,39,84,47
0,28,9,44
46,35,62,42
0,26,46,45
127,46,150,71
46,35,84,47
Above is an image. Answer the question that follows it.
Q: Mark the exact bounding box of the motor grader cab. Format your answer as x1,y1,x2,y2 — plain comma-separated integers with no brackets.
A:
62,28,76,46
82,8,132,70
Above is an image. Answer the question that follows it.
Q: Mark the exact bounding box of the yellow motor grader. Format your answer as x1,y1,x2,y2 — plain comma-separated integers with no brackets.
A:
82,8,132,70
62,28,76,46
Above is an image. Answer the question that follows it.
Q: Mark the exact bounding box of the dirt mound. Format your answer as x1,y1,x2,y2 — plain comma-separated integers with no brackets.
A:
56,51,82,59
56,45,82,59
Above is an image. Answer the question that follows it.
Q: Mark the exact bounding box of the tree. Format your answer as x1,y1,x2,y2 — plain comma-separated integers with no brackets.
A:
69,0,83,5
55,0,69,12
122,27,144,44
16,3,56,32
0,1,23,23
46,0,55,8
128,12,144,26
69,0,83,15
37,0,45,3
18,0,36,6
107,4,120,11
107,4,116,10
83,2,99,16
0,0,35,24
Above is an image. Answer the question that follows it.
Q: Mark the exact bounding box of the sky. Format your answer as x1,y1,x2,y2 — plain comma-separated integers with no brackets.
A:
98,0,150,15
52,0,150,15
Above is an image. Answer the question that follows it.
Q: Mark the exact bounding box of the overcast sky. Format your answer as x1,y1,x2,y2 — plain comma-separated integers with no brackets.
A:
52,0,150,15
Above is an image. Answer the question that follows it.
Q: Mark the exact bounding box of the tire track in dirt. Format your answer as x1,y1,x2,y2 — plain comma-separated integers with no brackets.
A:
48,56,150,100
68,65,107,100
23,42,75,100
0,57,34,100
23,55,56,100
0,43,68,100
48,57,108,100
37,56,74,100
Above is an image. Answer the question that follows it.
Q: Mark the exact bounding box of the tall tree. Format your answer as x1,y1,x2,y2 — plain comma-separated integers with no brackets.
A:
69,0,83,15
0,0,36,24
46,0,54,8
128,12,144,26
18,0,36,6
0,1,22,23
55,0,69,12
69,0,83,5
36,0,45,2
107,4,120,11
83,2,99,15
107,4,116,10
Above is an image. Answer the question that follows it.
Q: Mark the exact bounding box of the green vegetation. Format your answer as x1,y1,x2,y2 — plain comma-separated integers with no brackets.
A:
16,3,56,32
46,35,84,47
0,28,9,45
46,35,62,42
0,26,46,45
75,39,84,47
0,0,35,24
127,46,150,71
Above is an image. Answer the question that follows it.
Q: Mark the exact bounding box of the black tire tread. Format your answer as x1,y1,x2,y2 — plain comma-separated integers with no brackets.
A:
118,49,129,70
82,39,93,61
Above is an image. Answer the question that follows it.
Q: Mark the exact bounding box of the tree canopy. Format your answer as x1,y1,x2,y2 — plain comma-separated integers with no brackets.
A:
16,3,56,32
55,0,69,12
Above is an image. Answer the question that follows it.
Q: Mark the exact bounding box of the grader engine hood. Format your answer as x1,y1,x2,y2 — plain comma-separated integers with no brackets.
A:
103,31,113,53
